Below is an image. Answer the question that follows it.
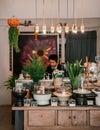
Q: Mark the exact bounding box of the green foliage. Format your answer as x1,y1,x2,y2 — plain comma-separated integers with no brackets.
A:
8,27,20,52
66,60,84,90
23,55,46,82
4,75,19,89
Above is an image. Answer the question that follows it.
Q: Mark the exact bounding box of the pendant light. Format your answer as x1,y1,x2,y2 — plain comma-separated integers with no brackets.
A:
65,0,69,33
51,24,55,33
72,0,77,33
42,0,47,34
80,0,85,33
50,0,55,33
56,0,62,33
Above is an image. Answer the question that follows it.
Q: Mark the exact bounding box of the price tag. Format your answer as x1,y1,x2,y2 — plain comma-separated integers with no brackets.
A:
87,100,94,105
51,97,58,106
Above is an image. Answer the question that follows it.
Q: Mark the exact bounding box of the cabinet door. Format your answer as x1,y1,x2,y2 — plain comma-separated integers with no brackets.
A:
58,110,87,126
58,110,72,126
28,110,56,126
72,110,87,126
90,110,100,126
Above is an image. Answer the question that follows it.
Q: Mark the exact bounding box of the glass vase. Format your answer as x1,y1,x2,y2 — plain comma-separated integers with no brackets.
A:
33,82,40,94
53,77,63,88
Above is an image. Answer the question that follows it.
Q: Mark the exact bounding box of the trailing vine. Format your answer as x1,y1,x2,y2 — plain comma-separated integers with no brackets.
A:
8,27,20,52
8,17,20,52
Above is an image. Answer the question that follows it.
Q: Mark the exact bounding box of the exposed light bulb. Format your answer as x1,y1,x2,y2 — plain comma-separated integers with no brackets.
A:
56,23,62,33
72,24,77,33
80,24,85,33
65,23,69,33
42,24,47,34
35,24,39,33
50,24,55,33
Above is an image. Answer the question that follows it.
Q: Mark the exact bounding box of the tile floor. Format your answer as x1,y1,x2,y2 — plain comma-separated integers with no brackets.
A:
0,105,14,130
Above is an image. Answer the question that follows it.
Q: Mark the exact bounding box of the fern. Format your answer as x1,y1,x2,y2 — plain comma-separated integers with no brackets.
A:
23,55,46,82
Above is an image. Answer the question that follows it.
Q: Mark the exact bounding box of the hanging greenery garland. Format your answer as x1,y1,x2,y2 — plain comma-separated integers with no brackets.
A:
8,17,20,52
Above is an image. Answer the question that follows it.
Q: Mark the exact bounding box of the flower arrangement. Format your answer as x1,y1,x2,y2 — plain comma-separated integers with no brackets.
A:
52,69,64,78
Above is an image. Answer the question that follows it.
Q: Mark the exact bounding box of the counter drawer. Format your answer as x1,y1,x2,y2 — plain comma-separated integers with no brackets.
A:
28,110,56,126
90,110,100,126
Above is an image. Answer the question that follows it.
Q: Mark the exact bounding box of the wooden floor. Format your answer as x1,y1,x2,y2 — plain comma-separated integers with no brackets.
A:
0,105,14,130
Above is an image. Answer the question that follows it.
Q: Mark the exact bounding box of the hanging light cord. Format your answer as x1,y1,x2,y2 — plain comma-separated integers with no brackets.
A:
35,0,37,24
82,0,84,24
75,0,76,25
51,0,53,24
67,0,68,21
73,0,74,23
73,0,77,25
58,0,60,24
43,0,45,25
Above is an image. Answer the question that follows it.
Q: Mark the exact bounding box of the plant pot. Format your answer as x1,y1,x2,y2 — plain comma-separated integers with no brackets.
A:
53,78,63,88
33,93,51,105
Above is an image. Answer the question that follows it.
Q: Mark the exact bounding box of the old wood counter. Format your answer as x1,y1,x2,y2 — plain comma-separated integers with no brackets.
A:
12,106,100,130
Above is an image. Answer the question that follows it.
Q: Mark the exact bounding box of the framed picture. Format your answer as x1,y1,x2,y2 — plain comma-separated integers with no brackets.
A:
13,33,59,75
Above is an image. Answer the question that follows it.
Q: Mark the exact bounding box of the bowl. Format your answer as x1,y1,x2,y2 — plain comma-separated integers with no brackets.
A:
53,91,72,106
33,93,51,105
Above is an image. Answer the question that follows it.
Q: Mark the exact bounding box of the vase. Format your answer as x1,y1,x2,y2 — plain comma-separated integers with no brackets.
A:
33,82,40,94
53,78,63,88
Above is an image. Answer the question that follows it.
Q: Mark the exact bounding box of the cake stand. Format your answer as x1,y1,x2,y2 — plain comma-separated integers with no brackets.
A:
92,88,100,106
13,90,27,106
33,93,51,105
73,88,91,106
53,91,72,106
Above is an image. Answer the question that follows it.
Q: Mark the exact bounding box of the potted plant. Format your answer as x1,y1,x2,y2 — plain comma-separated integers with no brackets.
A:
4,74,19,90
8,17,20,52
4,74,19,107
66,60,84,91
23,54,46,83
52,69,64,87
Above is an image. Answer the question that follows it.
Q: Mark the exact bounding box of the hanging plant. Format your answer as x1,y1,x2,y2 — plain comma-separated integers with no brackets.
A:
8,17,20,52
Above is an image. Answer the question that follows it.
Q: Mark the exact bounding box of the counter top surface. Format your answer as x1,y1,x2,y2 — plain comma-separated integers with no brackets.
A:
12,105,100,110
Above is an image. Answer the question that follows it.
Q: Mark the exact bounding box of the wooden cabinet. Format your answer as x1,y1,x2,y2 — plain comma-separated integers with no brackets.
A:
90,110,100,127
12,106,100,130
58,110,87,126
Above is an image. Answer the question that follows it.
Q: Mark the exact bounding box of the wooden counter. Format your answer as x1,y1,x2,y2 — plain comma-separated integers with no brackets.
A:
12,106,100,130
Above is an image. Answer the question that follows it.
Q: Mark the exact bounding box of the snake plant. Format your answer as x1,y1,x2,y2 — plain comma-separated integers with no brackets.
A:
66,60,84,90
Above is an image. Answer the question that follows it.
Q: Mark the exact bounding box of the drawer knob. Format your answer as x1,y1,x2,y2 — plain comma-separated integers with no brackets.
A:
73,116,76,119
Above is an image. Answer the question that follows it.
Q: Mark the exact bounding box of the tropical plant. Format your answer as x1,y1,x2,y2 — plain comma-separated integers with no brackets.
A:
23,55,46,82
66,60,84,90
4,74,19,89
